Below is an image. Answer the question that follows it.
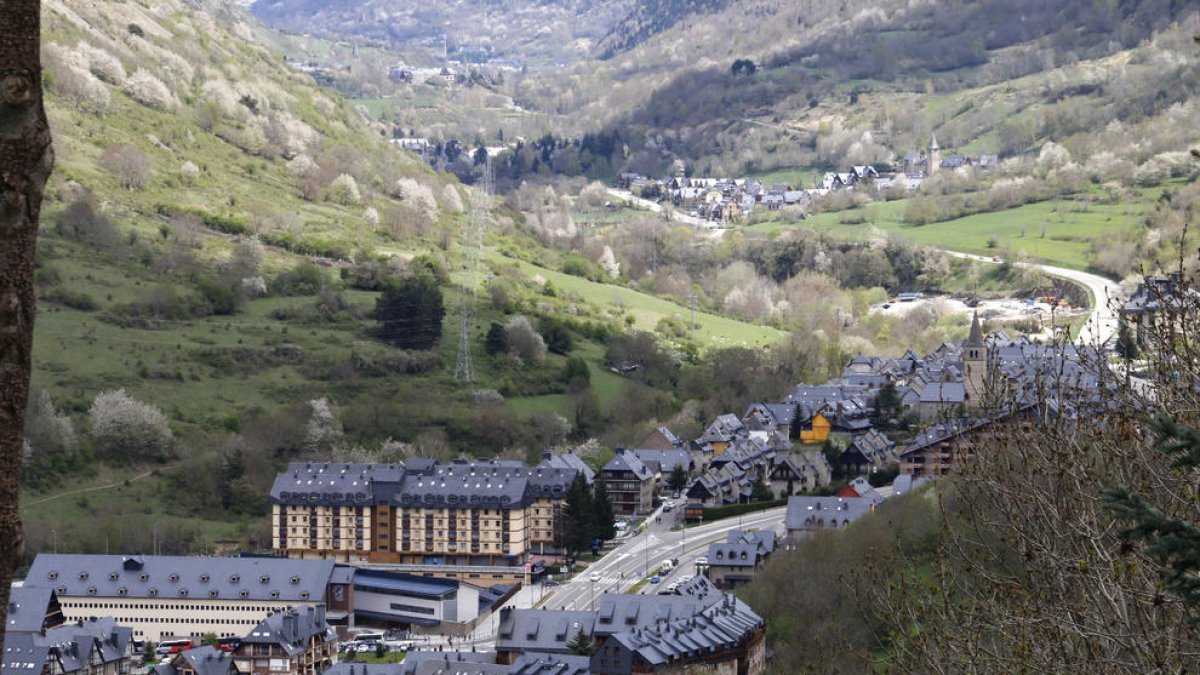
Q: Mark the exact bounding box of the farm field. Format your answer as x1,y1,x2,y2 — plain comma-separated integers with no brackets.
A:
749,195,1151,271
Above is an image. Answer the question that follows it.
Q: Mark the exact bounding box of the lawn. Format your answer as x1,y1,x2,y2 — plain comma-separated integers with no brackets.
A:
747,167,820,189
483,251,786,348
749,195,1149,271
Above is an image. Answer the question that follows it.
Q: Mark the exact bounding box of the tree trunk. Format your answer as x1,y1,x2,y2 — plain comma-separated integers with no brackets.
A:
0,0,53,649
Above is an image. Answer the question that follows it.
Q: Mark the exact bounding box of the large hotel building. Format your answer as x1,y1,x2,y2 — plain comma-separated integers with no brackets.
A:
269,456,591,576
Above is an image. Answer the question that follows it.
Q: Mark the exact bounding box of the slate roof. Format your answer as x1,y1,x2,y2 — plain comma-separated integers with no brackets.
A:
890,474,933,496
270,462,405,505
919,381,967,403
5,587,58,634
352,569,458,600
707,531,775,569
594,593,720,636
597,594,762,668
23,555,334,604
153,646,237,675
539,451,594,484
2,617,132,675
508,653,591,675
602,450,653,481
496,609,594,654
631,448,690,475
784,496,875,531
242,606,332,657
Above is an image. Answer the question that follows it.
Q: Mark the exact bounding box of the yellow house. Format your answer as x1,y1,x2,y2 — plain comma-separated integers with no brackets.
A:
799,413,832,444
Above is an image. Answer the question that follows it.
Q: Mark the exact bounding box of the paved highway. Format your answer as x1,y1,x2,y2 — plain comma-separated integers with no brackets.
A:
945,251,1118,346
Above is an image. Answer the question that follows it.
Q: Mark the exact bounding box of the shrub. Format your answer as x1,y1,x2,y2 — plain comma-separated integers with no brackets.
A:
505,316,547,366
272,262,325,296
99,144,151,190
328,173,361,205
43,287,98,311
125,68,176,111
89,389,173,461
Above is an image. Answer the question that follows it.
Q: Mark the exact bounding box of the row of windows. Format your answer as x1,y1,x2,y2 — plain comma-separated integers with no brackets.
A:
388,603,435,615
90,616,266,625
63,603,284,613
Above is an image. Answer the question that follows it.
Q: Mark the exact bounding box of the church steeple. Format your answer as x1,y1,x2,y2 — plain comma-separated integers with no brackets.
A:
963,311,986,402
965,311,983,347
927,133,941,175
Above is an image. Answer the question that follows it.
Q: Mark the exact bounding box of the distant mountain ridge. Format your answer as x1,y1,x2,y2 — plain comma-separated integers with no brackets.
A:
250,0,636,65
596,0,730,59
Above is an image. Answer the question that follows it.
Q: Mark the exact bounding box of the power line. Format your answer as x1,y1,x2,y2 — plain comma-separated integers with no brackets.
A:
455,158,492,382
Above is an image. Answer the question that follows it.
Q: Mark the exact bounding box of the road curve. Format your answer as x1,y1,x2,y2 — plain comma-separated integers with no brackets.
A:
604,189,1119,345
945,251,1118,346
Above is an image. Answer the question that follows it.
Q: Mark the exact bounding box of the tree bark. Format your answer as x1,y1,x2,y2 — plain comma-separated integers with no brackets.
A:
0,0,53,650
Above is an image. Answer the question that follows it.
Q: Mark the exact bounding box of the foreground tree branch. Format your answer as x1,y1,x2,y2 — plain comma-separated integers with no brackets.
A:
0,0,54,649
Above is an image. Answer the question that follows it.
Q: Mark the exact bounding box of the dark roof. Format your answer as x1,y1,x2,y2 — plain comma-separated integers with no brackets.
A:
3,617,132,675
919,382,967,403
539,451,594,484
784,496,875,531
598,594,762,668
352,569,458,600
242,606,331,657
602,450,653,481
631,449,690,474
155,647,236,675
5,587,58,634
496,609,595,654
23,555,334,604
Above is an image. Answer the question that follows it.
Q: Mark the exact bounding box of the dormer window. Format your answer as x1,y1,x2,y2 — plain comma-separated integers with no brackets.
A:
238,590,249,599
209,589,220,599
78,572,89,581
299,591,310,600
138,573,149,582
108,572,119,581
168,573,180,582
259,575,270,584
147,588,158,597
199,574,210,583
289,576,300,585
47,571,58,580
229,575,241,584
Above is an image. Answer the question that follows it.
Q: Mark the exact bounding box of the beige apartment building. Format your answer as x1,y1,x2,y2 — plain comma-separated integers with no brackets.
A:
270,460,579,572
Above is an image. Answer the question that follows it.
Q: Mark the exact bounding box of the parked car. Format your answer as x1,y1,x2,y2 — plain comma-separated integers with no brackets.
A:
589,572,601,582
695,556,709,567
663,503,674,512
649,576,661,584
543,579,561,587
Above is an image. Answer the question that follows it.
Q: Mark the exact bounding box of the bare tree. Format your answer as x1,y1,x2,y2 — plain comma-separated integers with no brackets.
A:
0,0,54,649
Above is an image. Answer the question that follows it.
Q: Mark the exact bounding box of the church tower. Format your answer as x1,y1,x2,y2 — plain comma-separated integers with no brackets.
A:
962,311,986,403
927,133,940,175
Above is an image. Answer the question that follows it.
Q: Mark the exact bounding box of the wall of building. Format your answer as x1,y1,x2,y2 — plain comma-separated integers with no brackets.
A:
56,597,314,641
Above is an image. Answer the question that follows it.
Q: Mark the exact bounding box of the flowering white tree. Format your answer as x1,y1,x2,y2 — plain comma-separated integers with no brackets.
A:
125,69,176,111
504,316,547,366
304,398,344,455
328,173,361,205
88,389,173,460
441,184,464,213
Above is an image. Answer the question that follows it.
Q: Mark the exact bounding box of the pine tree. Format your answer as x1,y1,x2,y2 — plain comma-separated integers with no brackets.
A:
485,321,507,355
667,464,688,492
563,473,594,555
751,475,774,502
1104,413,1200,611
593,479,616,543
566,627,595,655
1116,315,1139,361
375,271,445,350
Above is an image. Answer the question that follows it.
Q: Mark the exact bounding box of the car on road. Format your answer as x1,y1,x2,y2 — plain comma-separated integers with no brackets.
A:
666,582,679,593
663,503,674,512
543,579,561,587
649,576,661,584
589,572,601,582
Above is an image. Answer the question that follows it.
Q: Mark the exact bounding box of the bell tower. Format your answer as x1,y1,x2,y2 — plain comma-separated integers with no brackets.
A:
963,311,986,402
927,133,940,175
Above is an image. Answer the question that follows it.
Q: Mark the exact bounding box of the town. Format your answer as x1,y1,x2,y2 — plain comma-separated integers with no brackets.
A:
8,285,1157,675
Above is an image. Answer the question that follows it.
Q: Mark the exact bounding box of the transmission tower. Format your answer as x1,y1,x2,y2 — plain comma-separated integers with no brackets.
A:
454,158,492,382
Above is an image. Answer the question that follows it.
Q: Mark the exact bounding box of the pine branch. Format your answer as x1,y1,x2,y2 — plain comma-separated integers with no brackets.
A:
1150,413,1200,469
1103,486,1200,611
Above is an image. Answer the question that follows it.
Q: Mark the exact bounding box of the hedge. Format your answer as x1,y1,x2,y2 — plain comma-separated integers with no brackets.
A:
701,498,787,522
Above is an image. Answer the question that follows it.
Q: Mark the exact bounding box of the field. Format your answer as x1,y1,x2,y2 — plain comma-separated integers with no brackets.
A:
749,194,1151,271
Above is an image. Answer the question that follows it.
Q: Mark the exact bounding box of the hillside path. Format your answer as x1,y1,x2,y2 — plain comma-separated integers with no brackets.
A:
24,469,155,507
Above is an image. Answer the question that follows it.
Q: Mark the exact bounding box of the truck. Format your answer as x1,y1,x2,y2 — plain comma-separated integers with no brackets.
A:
660,559,674,574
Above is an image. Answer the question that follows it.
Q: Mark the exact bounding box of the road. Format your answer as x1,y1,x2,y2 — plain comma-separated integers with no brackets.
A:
945,251,1118,346
606,188,723,237
453,503,787,650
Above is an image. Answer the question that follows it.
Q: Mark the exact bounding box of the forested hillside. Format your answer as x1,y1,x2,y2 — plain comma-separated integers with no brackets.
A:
596,0,730,59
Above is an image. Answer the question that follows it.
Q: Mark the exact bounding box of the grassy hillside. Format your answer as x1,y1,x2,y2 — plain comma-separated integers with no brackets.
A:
750,191,1155,272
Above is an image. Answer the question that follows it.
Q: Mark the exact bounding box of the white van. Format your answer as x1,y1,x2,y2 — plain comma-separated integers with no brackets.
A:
660,559,674,574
